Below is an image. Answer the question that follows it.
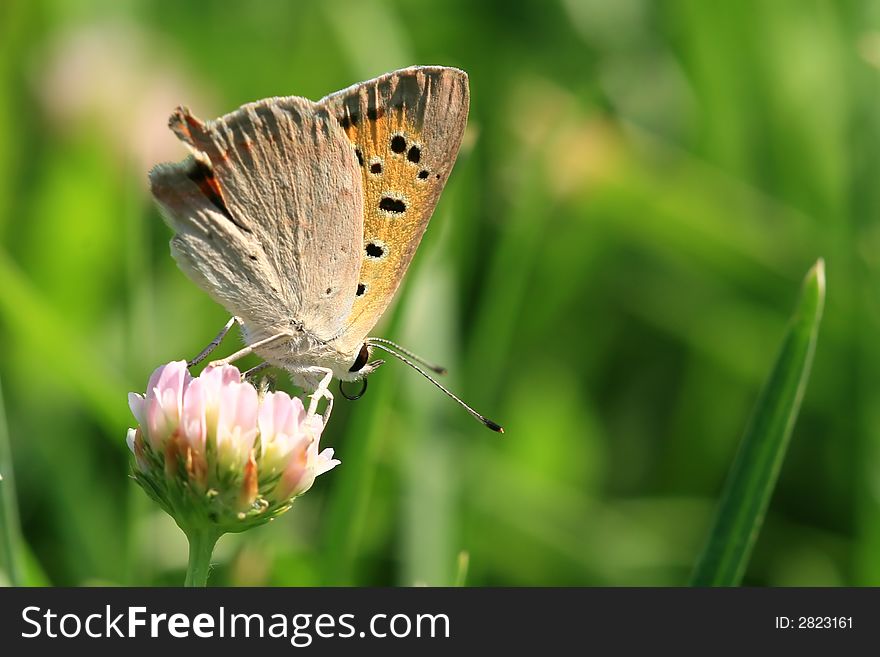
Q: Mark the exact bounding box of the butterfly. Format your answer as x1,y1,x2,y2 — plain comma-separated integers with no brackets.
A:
149,66,501,432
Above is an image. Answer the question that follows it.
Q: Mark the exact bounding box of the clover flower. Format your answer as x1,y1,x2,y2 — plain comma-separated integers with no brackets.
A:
126,361,339,538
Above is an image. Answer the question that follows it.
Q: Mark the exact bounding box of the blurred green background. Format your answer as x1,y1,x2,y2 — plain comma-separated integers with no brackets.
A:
0,0,876,586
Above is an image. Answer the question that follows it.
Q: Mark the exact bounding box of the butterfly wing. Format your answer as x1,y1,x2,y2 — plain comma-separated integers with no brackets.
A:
150,96,364,343
318,66,469,354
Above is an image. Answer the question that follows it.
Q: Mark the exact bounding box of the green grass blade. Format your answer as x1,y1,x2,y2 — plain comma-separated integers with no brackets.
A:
690,259,826,586
0,377,24,586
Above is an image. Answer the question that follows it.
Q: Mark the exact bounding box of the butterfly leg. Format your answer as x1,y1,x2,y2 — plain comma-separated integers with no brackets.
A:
242,361,271,381
207,332,291,368
303,366,335,425
188,317,237,367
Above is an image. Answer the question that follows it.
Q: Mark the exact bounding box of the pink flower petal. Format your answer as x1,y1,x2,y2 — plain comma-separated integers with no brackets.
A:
315,448,341,476
126,427,137,454
215,378,259,467
180,377,207,453
128,392,145,426
136,360,191,449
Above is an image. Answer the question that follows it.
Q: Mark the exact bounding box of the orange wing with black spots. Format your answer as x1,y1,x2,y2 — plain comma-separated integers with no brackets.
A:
318,66,469,354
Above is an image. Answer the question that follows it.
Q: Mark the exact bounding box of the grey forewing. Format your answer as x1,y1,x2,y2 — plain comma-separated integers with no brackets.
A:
150,96,364,342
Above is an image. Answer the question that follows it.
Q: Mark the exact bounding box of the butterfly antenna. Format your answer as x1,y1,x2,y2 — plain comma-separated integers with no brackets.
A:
366,341,504,433
367,337,448,375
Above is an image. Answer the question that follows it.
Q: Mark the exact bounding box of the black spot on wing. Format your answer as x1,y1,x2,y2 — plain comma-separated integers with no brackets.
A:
379,196,406,214
390,134,406,153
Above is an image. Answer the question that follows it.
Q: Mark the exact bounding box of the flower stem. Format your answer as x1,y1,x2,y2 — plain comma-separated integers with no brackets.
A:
184,527,220,587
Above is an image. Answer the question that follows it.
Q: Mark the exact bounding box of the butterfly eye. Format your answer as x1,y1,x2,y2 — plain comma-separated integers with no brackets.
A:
349,343,370,372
